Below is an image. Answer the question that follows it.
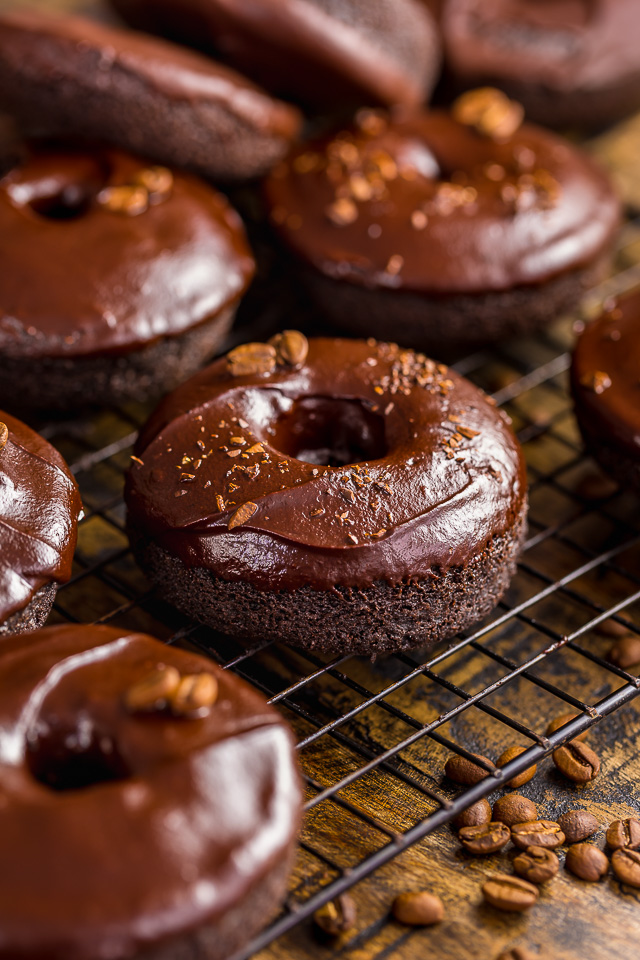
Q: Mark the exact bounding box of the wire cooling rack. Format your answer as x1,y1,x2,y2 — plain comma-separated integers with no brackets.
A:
37,129,640,958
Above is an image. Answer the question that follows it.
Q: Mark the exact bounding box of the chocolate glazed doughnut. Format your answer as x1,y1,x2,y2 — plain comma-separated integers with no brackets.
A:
0,10,302,181
0,412,81,637
125,336,528,655
0,624,301,960
110,0,441,110
438,0,640,131
571,291,640,496
0,145,255,411
264,97,621,352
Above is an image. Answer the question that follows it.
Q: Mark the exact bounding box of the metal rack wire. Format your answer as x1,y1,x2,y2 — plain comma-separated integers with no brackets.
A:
37,154,640,958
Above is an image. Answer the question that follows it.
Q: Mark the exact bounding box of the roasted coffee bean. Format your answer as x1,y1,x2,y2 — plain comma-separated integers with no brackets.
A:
606,818,640,850
496,745,537,788
444,753,495,786
392,891,443,926
511,820,565,850
565,843,609,882
558,810,600,844
453,798,492,830
497,948,536,960
482,874,538,912
513,845,559,884
124,665,181,713
553,742,600,782
612,848,640,887
0,422,7,452
492,794,537,828
269,330,309,368
227,342,277,377
607,635,640,670
459,821,511,855
313,894,357,936
546,712,588,741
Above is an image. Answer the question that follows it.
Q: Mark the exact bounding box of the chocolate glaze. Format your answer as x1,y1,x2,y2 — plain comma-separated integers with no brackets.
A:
110,0,439,109
0,146,255,359
264,108,620,295
571,290,640,458
0,411,81,625
0,623,301,959
0,9,301,141
126,338,527,591
442,0,640,93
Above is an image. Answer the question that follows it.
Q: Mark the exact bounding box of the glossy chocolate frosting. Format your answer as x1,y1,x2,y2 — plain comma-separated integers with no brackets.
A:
126,337,527,591
571,291,640,458
0,9,301,141
442,0,640,92
110,0,439,109
0,411,81,626
264,108,620,295
0,623,301,959
0,146,255,359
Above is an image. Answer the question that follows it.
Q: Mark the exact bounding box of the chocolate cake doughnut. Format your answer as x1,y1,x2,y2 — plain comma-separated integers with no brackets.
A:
264,96,621,352
437,0,640,131
0,623,301,959
0,412,81,637
110,0,441,110
571,291,640,496
125,335,528,655
0,145,255,411
0,10,302,182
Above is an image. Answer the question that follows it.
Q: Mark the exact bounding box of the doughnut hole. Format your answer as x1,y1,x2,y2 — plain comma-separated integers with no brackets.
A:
268,395,388,467
26,715,131,791
5,150,109,221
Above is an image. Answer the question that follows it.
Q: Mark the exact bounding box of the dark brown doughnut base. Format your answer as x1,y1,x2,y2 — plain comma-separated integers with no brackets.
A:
574,409,639,498
0,582,57,638
130,503,527,656
0,49,295,182
302,259,608,354
0,305,235,413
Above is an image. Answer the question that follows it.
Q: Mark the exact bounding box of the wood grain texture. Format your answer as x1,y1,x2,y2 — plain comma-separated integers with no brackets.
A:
2,1,640,958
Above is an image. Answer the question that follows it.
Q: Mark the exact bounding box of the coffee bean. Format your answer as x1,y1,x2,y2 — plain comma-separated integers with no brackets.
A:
496,746,537,788
553,742,600,783
482,874,538,912
511,820,565,850
607,636,640,670
497,948,536,960
513,845,559,884
492,795,537,828
227,342,277,377
444,753,495,786
558,810,600,844
269,330,309,368
606,818,640,850
459,821,511,855
392,891,443,926
566,843,609,882
453,799,492,830
546,712,588,741
313,894,357,937
612,849,640,887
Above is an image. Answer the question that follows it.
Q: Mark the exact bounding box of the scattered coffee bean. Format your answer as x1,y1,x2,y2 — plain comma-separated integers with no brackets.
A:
607,635,640,670
511,820,565,850
497,948,536,960
227,342,277,377
611,849,640,887
0,422,7,452
492,795,537,828
313,894,357,937
482,874,538,912
496,745,537,788
553,742,600,783
268,330,309,368
606,818,640,850
513,845,559,884
445,753,495,786
459,821,511,855
392,891,444,926
558,810,600,844
453,798,492,830
124,665,181,713
546,712,588,741
566,843,609,882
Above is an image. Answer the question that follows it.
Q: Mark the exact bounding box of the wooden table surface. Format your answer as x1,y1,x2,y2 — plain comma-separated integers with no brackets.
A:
3,2,640,958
